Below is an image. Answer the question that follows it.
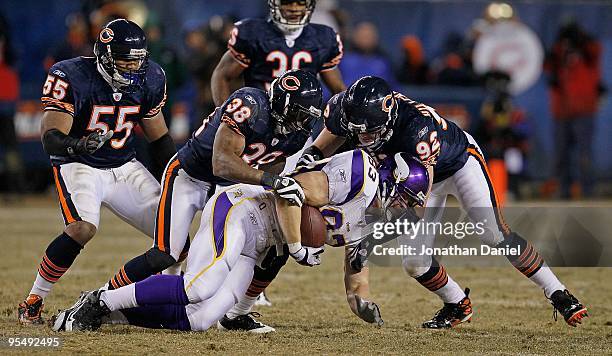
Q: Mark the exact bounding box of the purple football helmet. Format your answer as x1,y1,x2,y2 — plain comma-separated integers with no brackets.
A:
378,153,430,209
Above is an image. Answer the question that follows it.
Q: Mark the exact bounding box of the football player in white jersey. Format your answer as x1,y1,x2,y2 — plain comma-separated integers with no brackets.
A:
51,148,390,332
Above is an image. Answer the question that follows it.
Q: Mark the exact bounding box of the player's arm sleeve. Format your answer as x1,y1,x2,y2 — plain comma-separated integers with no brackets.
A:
321,31,344,72
144,67,168,119
227,23,252,67
41,64,75,116
218,91,259,137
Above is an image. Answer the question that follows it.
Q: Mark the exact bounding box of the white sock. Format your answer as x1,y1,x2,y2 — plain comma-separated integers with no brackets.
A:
528,265,565,298
30,273,54,299
226,294,257,319
99,284,137,311
433,275,465,304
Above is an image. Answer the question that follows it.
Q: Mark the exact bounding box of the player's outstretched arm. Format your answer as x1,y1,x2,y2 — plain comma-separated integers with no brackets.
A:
211,51,246,107
311,127,346,158
276,171,329,266
344,255,384,326
297,126,345,168
212,122,264,185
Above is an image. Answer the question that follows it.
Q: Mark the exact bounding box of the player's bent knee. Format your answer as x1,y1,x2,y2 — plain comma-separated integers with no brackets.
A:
402,256,431,278
64,221,97,245
145,248,177,272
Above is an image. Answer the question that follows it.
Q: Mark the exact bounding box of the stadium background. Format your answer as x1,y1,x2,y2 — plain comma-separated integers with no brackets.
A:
0,0,610,199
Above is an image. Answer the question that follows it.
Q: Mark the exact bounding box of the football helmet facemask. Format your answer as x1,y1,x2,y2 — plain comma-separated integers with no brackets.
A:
268,0,316,33
341,76,398,152
94,19,149,93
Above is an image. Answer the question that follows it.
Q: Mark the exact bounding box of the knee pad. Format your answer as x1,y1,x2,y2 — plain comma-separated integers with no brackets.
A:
145,248,177,272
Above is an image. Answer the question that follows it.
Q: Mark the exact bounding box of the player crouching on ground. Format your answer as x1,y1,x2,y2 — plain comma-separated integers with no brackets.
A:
51,148,386,332
318,76,587,328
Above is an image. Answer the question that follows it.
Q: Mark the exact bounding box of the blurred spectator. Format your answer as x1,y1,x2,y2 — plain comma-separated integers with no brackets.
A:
0,11,24,198
311,0,350,40
43,13,93,71
431,32,479,86
145,20,186,121
544,20,606,199
476,71,530,200
339,21,395,87
183,17,237,131
397,35,430,85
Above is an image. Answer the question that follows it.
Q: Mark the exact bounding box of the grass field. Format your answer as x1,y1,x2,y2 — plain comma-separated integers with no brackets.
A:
1,197,611,355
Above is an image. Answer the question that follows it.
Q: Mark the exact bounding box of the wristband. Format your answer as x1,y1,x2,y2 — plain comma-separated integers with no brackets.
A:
261,171,281,187
288,242,303,255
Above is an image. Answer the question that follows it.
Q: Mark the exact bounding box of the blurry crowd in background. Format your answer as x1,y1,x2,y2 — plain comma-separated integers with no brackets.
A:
0,0,608,201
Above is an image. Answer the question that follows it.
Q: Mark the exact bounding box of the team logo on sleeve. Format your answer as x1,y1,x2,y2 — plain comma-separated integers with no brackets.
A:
99,28,114,43
281,76,300,91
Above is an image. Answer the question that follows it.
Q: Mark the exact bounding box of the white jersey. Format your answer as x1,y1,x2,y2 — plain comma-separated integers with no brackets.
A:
205,149,379,251
318,149,378,247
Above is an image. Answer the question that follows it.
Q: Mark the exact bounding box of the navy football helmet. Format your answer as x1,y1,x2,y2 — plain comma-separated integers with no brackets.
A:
341,76,398,152
269,0,316,33
378,153,429,210
94,19,149,93
269,69,323,135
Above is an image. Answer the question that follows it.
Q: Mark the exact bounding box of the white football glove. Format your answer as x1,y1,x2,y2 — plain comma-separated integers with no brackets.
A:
289,245,324,267
262,173,305,207
295,146,324,169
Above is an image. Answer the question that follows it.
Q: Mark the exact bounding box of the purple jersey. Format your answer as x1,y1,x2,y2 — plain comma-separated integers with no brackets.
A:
324,91,469,183
227,18,343,90
177,87,310,185
41,57,167,168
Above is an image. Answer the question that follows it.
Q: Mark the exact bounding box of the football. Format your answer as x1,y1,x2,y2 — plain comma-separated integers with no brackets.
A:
300,205,327,248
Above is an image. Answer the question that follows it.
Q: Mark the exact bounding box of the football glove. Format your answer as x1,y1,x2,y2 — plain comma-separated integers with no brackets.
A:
353,295,384,326
289,245,324,267
295,146,324,169
72,130,114,155
261,172,305,207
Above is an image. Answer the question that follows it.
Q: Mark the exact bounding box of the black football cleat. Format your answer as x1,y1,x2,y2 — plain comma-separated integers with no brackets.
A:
422,288,473,329
217,312,275,333
58,290,110,331
549,289,588,327
18,294,45,325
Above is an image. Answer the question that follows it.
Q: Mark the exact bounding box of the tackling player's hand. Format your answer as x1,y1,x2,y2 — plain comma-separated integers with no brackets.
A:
74,130,114,155
262,172,305,207
295,146,324,169
289,245,324,267
352,294,384,326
